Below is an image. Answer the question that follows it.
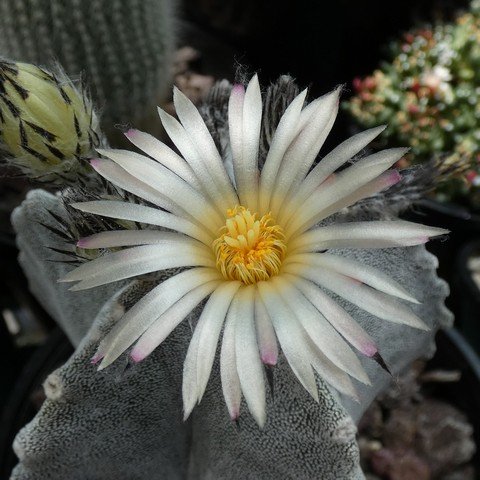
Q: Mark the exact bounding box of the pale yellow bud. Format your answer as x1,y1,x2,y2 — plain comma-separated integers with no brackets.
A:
0,60,102,184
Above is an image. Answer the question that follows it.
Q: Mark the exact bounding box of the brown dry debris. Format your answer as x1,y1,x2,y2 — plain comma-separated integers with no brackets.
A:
359,361,476,480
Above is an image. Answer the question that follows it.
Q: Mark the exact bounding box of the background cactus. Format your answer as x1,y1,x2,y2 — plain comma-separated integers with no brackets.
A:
0,0,176,138
344,0,480,208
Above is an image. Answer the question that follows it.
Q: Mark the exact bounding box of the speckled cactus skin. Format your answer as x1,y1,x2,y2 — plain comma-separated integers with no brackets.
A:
0,0,176,131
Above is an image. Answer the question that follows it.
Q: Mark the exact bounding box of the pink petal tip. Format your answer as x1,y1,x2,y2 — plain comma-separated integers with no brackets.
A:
345,275,363,286
90,158,101,168
124,128,136,139
76,238,88,248
232,84,245,96
322,173,336,187
261,353,278,367
401,236,430,247
362,344,378,358
129,350,145,364
90,353,104,365
385,170,402,186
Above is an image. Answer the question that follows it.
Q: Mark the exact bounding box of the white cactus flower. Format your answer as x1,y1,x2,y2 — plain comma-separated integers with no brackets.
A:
61,75,447,427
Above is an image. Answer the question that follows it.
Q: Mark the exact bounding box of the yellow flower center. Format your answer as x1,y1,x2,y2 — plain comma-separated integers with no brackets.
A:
213,206,287,285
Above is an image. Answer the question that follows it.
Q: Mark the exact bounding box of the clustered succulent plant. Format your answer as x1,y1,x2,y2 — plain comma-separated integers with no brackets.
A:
345,0,480,208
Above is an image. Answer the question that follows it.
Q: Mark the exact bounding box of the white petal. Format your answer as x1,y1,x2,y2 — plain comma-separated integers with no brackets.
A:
220,301,242,421
61,243,214,290
172,87,238,207
158,106,237,213
296,93,330,130
290,276,378,357
183,323,201,420
285,148,408,236
257,281,319,401
287,252,419,303
261,280,359,399
130,280,219,362
255,295,278,366
90,159,186,217
228,84,245,186
308,125,386,179
195,281,242,403
297,170,402,230
285,263,429,330
77,230,193,250
259,89,308,213
158,108,211,176
235,285,266,427
98,148,223,232
124,129,201,188
308,345,359,400
270,88,340,216
289,220,449,252
286,126,387,217
71,201,213,246
272,276,370,385
97,268,221,368
235,74,262,210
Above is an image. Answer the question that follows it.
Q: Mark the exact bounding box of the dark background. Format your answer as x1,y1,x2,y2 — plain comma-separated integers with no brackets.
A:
182,0,469,92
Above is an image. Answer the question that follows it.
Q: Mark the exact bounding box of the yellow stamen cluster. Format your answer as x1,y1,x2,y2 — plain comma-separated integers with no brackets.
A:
213,206,287,285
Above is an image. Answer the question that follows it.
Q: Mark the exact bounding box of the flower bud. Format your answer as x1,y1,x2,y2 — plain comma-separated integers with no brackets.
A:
0,59,102,184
